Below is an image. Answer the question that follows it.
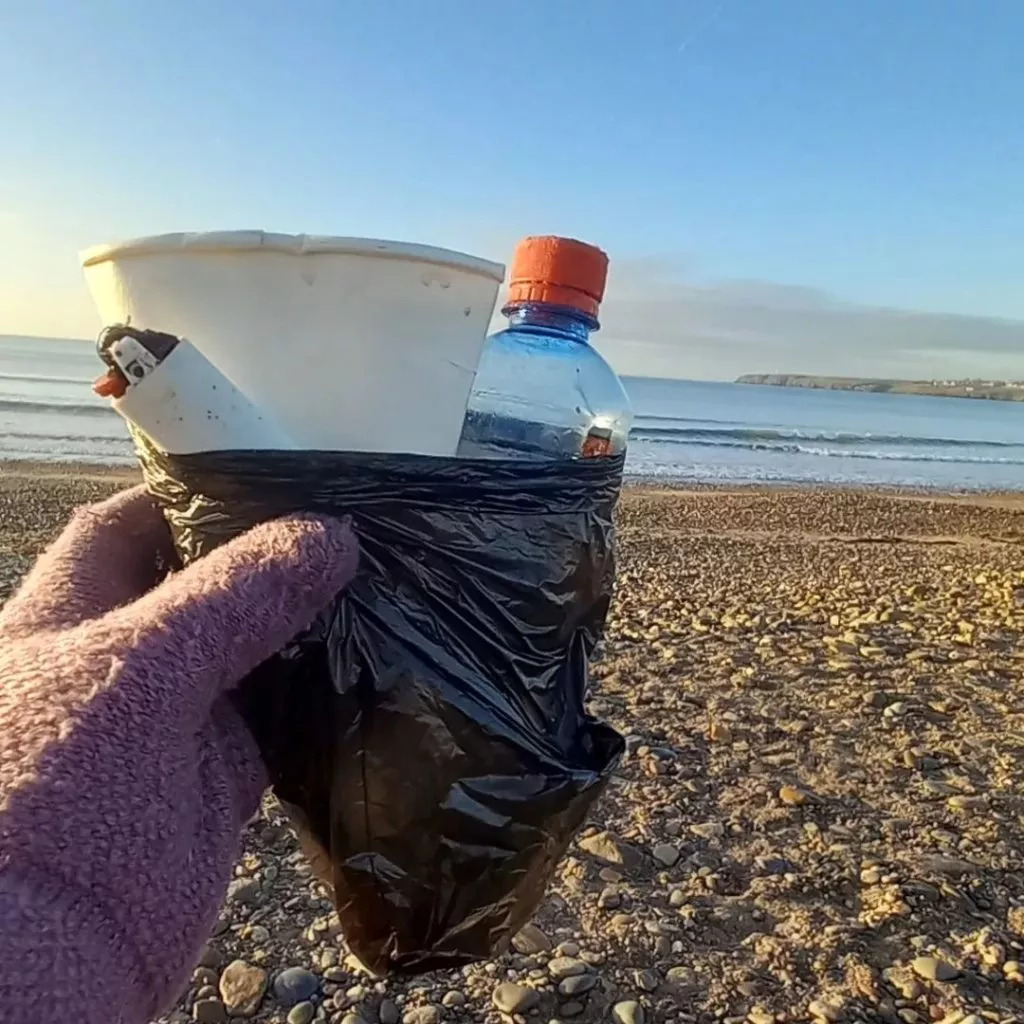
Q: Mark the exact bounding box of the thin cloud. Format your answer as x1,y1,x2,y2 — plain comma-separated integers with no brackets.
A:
593,261,1024,382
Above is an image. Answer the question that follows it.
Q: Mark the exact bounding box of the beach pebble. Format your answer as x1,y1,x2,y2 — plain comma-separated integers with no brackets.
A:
344,955,370,975
226,878,261,905
634,969,658,992
548,958,588,980
689,821,724,840
652,843,680,867
559,975,598,997
193,968,218,989
378,999,400,1024
198,945,224,970
808,998,844,1022
493,983,540,1014
273,967,320,1006
755,856,794,876
948,795,986,814
579,831,638,868
611,1000,645,1024
911,956,959,982
779,784,810,806
665,967,696,987
287,1003,316,1024
513,923,553,954
193,999,229,1023
219,960,268,1017
708,720,733,743
402,1006,440,1024
918,855,978,876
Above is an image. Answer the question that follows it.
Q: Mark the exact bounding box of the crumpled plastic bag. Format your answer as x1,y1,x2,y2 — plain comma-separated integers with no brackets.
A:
137,440,625,975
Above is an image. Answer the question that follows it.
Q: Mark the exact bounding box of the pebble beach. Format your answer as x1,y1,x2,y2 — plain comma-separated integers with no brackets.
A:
3,467,1024,1024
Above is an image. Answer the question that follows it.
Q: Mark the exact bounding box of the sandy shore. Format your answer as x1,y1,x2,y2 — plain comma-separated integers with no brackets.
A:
2,467,1023,1024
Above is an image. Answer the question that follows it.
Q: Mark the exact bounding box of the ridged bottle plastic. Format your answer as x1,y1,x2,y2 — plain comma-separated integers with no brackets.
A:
457,236,633,460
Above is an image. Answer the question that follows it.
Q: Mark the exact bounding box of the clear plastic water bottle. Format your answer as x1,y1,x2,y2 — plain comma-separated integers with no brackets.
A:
458,236,633,461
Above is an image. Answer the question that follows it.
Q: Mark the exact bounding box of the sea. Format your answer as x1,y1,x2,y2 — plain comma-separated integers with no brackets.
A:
4,333,1024,491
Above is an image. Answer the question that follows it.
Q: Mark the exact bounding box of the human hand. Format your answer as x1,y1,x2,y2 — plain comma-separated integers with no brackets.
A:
0,485,358,1024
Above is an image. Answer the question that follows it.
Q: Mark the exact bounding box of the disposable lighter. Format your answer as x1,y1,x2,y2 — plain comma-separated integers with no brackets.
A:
93,324,296,454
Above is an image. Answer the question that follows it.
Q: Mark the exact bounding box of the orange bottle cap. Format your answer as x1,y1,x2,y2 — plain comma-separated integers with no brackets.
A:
505,236,608,318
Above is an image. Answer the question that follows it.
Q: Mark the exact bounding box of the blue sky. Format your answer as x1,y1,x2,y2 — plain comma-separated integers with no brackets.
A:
2,0,1023,379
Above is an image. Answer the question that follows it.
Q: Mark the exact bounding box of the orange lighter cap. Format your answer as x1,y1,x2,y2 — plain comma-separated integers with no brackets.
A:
505,236,609,319
93,369,127,399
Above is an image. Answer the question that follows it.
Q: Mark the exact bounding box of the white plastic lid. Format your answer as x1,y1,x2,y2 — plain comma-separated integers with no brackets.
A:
80,230,506,281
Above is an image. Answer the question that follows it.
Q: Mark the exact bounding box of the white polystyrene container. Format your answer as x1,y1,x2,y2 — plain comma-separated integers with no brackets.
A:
80,231,505,456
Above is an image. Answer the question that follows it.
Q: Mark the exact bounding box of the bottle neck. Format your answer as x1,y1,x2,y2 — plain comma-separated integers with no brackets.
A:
502,302,599,342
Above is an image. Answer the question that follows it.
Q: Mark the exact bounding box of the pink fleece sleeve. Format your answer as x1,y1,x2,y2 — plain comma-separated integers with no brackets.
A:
0,487,358,1022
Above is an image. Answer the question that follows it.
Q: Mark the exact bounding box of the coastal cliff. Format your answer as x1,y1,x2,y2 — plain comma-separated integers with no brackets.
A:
736,374,1024,401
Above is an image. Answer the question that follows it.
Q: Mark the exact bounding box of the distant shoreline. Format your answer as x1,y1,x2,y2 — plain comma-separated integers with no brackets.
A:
736,373,1024,401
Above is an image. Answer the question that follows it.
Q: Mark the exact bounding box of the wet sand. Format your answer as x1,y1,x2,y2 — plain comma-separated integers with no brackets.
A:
2,467,1023,1024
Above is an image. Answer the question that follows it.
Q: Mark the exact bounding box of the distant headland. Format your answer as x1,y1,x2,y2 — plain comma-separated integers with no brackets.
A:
736,374,1024,402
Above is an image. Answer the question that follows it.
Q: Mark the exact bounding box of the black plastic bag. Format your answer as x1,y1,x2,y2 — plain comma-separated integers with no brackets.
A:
138,441,625,976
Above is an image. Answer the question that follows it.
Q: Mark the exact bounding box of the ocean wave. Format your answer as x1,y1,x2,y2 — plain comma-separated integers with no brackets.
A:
0,397,115,418
0,428,131,445
632,412,749,427
0,371,92,386
630,434,1024,465
0,429,134,463
621,458,1019,490
0,448,136,466
630,424,1024,451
